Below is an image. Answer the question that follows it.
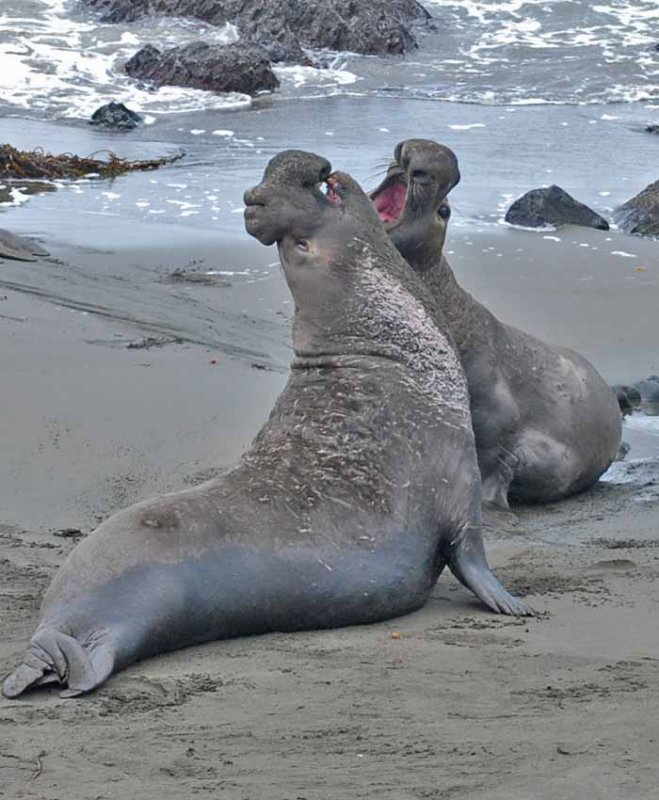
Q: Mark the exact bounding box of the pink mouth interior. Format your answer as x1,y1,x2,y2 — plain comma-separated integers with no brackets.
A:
327,185,342,205
373,182,407,224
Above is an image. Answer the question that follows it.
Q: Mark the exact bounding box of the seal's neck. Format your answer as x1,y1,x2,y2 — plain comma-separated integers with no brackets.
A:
397,241,495,359
290,251,451,381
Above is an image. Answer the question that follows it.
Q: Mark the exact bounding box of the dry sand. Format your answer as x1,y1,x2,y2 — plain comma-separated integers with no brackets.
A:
1,232,658,799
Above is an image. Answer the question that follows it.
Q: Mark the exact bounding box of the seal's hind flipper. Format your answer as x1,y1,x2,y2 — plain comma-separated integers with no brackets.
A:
2,628,115,698
447,524,534,617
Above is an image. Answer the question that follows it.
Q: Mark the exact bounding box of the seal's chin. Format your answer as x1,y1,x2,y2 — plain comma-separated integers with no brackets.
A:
371,172,407,225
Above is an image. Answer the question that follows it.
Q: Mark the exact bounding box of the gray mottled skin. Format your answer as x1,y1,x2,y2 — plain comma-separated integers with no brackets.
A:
3,150,529,700
372,140,622,508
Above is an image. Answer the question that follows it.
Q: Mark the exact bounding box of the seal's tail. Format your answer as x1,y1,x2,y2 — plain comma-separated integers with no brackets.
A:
2,627,115,699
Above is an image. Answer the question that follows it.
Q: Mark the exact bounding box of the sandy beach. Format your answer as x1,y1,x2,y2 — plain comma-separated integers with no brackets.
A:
0,32,658,789
1,213,658,797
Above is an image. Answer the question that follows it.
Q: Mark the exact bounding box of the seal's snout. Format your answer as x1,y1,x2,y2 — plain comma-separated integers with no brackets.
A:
244,182,280,245
396,139,461,198
243,185,266,207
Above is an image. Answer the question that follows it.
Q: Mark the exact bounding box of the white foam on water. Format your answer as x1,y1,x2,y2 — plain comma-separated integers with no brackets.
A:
0,2,251,118
274,63,359,90
600,456,659,487
2,0,658,118
0,187,33,207
624,414,659,436
420,0,659,104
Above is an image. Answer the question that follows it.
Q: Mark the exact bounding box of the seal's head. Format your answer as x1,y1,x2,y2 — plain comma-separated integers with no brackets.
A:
244,149,446,363
371,139,460,268
245,149,406,357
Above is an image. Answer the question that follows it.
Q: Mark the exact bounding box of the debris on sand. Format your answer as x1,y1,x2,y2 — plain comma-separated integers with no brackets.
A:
0,228,50,262
168,268,232,287
0,144,184,180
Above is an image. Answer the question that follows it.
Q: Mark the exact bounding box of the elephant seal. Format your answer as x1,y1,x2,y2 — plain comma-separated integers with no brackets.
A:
372,139,622,507
3,151,529,699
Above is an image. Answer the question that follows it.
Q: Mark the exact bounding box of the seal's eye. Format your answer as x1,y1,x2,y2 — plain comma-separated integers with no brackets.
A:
296,239,310,252
438,205,451,221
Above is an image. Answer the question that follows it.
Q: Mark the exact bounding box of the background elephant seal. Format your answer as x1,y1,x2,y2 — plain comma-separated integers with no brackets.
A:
372,139,621,507
3,151,529,699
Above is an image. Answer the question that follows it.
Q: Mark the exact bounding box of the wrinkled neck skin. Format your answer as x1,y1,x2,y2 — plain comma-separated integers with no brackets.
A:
389,219,497,361
280,214,459,393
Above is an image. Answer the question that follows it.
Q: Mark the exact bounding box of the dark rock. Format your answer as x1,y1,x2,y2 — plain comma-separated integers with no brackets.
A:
254,38,313,66
614,180,659,238
505,185,610,230
613,384,641,415
90,101,143,130
645,124,659,134
83,0,433,57
124,42,279,95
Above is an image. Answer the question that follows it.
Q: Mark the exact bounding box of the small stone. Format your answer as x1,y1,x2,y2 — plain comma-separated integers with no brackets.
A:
90,102,143,130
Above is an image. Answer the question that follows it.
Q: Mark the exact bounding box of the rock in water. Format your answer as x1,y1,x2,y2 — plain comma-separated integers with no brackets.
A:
645,124,659,134
124,42,279,95
505,185,609,230
613,180,659,238
90,102,143,130
84,0,433,57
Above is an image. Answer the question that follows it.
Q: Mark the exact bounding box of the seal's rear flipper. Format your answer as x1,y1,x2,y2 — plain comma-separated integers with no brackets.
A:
2,628,115,698
447,524,534,617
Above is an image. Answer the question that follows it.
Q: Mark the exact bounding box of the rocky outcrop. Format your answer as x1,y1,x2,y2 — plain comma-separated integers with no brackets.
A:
124,42,279,95
505,185,610,230
614,180,659,238
83,0,433,56
90,101,143,130
614,376,659,416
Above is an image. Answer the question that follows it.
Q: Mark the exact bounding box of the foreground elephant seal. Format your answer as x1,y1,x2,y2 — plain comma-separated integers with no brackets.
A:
3,151,529,699
372,139,621,507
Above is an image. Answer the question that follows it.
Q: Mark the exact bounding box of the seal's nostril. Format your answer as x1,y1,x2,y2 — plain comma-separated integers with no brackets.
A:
394,142,403,164
411,169,430,182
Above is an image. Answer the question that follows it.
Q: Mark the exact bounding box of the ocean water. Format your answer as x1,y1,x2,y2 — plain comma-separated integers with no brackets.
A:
1,0,658,121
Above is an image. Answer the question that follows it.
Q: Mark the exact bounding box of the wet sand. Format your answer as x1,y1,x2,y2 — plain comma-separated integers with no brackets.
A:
1,224,658,797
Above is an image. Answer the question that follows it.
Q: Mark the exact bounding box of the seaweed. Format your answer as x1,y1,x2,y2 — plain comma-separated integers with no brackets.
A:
0,144,184,180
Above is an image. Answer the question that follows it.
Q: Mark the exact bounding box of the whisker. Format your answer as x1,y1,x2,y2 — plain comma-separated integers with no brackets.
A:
370,158,394,170
364,167,392,183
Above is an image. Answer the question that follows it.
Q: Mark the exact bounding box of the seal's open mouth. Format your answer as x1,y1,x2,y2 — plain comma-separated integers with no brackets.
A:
324,174,344,206
371,169,407,225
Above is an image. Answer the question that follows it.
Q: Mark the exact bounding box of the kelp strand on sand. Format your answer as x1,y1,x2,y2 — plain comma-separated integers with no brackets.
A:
0,144,184,180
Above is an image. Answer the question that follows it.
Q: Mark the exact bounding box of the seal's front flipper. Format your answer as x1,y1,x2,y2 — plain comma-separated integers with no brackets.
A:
482,505,520,535
480,448,518,510
2,628,115,699
447,524,533,616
